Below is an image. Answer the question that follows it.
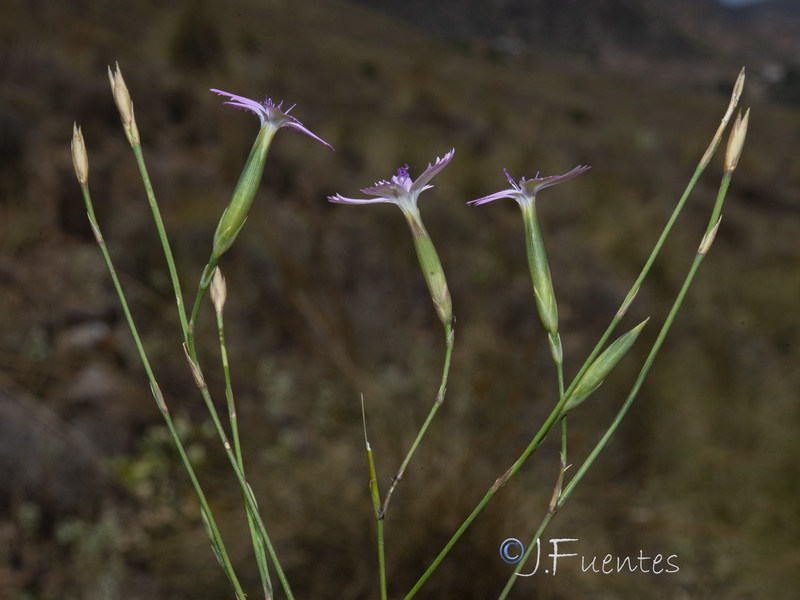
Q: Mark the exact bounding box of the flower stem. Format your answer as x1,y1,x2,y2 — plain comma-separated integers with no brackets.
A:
186,257,220,361
497,510,556,600
495,173,733,599
560,174,732,508
130,143,189,339
566,87,739,399
380,322,454,519
184,350,295,600
362,400,388,600
497,455,568,600
554,342,567,464
216,309,272,598
403,372,576,599
78,183,245,600
405,97,740,599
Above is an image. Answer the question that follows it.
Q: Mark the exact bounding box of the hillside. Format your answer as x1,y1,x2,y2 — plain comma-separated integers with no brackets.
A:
349,0,800,102
1,0,799,598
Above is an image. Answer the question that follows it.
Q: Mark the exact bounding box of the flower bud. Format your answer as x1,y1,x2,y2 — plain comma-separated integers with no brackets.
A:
698,217,722,256
210,267,227,313
183,343,207,390
404,210,452,328
563,318,649,412
616,289,638,320
723,67,746,131
522,202,558,335
212,126,275,259
108,63,140,145
71,123,88,185
725,108,750,173
548,332,563,365
700,67,745,169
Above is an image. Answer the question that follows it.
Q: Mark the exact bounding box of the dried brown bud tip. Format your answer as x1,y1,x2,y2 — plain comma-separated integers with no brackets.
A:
725,108,750,173
698,217,722,256
108,62,140,145
71,123,89,185
210,267,227,313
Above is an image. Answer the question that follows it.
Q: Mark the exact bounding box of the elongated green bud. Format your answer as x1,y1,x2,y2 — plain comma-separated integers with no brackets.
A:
403,209,452,328
563,318,649,412
521,201,558,335
212,126,276,259
548,332,563,366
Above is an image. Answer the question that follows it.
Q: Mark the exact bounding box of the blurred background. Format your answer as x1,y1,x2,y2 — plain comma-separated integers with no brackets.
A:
1,0,798,598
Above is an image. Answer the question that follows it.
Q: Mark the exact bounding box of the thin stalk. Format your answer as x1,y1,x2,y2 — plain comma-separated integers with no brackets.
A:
363,400,388,600
555,352,567,464
571,166,702,391
497,510,556,599
565,79,741,401
560,174,732,507
403,370,575,600
405,103,741,599
186,257,220,361
496,174,733,600
497,452,567,600
79,184,245,599
130,143,189,339
216,309,272,598
379,322,454,519
184,350,295,600
188,262,289,596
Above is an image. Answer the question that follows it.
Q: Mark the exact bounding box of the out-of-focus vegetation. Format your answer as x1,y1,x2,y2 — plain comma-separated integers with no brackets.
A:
1,0,798,598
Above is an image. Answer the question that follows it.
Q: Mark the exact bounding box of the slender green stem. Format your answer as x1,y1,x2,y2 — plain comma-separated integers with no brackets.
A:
374,481,388,600
403,366,577,600
79,184,245,599
216,309,272,598
496,174,733,600
365,426,388,599
553,89,738,420
405,109,739,600
570,165,703,392
379,322,454,519
130,143,189,339
555,350,567,464
497,452,566,600
559,174,732,507
131,128,275,597
186,257,220,362
497,510,556,600
404,483,492,599
185,350,295,600
566,104,736,403
561,260,703,506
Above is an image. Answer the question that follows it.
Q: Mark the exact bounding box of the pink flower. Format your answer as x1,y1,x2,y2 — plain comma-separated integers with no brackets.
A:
468,165,591,207
210,89,333,151
468,164,591,338
329,149,455,215
328,150,456,327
